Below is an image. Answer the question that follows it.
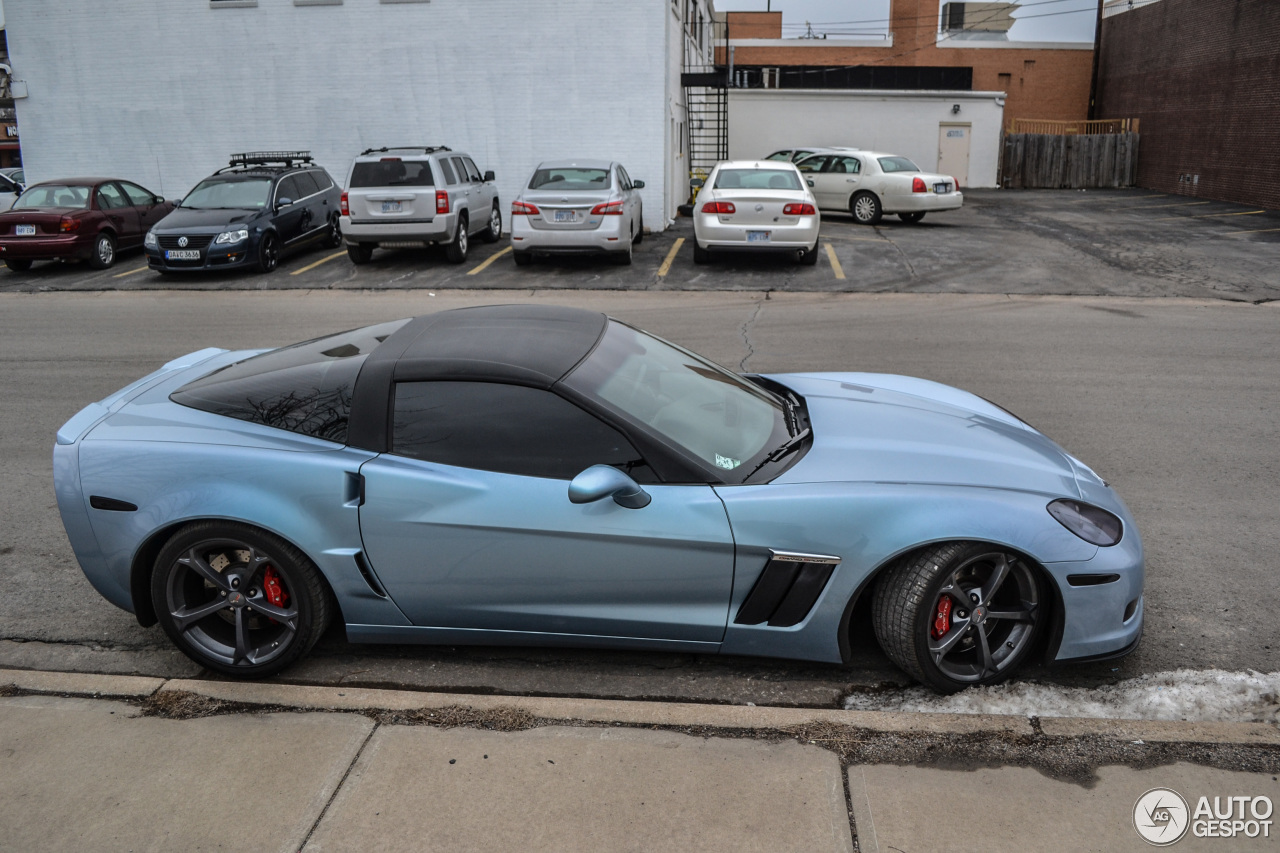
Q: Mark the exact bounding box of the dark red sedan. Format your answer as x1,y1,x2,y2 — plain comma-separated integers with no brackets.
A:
0,178,175,272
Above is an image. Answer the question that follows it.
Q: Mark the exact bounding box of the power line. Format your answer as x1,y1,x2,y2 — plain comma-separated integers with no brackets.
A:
767,0,1096,32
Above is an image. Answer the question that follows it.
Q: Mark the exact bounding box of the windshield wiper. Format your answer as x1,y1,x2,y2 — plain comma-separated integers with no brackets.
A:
742,427,811,481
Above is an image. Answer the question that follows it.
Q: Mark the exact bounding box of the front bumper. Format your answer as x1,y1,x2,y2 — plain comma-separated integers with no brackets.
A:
145,233,255,272
0,234,94,261
341,213,454,246
510,214,629,255
884,191,964,214
695,214,819,251
1044,528,1145,662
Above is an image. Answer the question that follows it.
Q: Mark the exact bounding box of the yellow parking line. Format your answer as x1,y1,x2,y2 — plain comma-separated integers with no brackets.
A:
1150,209,1266,222
824,242,845,280
112,265,150,278
290,250,347,276
657,238,684,277
467,246,512,275
1222,227,1280,235
1112,201,1211,210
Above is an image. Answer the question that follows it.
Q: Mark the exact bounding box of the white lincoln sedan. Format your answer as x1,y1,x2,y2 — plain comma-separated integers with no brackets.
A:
692,161,820,265
795,150,963,225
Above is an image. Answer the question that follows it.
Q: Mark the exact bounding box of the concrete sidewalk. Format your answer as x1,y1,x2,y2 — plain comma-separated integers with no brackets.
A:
1,669,1277,852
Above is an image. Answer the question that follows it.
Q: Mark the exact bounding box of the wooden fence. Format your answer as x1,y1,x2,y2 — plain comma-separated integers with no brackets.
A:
1007,117,1139,135
1001,132,1140,189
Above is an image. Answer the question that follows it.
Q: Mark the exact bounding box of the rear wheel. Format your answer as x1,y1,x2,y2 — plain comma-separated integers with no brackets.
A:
445,214,469,263
851,192,882,226
151,521,331,678
798,242,819,266
4,259,32,272
87,232,116,270
347,243,374,265
872,542,1045,693
324,213,343,248
257,232,280,273
483,204,502,243
513,251,532,267
616,230,634,265
632,210,644,245
693,241,710,264
899,212,926,224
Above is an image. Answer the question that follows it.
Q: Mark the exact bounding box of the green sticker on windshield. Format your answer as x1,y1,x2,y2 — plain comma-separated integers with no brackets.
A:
715,454,741,470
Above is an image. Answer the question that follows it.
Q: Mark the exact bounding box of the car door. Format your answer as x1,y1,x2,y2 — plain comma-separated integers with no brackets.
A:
272,175,308,246
119,181,170,241
461,156,489,232
95,182,140,246
794,155,830,207
290,170,325,244
358,380,736,644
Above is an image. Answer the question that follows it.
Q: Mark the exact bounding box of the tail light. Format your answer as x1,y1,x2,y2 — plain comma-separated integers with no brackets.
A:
912,177,927,194
436,190,450,215
952,176,961,190
511,200,539,216
591,200,624,215
58,215,82,232
340,191,349,216
783,203,816,216
701,201,735,214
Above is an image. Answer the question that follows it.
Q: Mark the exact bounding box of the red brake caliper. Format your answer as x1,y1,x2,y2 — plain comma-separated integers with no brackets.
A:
262,567,289,623
931,595,952,640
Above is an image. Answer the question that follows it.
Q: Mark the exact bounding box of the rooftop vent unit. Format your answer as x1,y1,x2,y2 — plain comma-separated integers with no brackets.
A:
942,2,1018,34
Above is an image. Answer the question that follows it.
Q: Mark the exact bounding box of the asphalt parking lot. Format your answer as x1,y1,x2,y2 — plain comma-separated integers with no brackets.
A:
1,189,1277,301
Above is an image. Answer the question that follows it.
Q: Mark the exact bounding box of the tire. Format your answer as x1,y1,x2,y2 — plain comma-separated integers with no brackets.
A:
445,213,469,263
693,241,710,264
257,231,280,273
871,542,1045,693
850,192,883,226
324,213,343,248
87,232,116,270
4,259,32,272
347,243,373,265
512,251,532,267
632,209,644,245
798,242,819,266
482,204,502,243
899,212,926,224
151,521,332,678
616,230,633,265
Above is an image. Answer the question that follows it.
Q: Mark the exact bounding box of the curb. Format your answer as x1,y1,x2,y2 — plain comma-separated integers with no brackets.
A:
3,667,1278,745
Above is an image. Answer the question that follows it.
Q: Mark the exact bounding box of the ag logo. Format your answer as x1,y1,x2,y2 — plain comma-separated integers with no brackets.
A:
1134,788,1190,845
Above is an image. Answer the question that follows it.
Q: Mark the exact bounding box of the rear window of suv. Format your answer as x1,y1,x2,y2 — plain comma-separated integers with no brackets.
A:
170,318,411,444
349,160,434,188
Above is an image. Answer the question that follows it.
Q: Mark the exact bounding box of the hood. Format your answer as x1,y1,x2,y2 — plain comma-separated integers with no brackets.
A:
154,206,261,232
770,372,1080,497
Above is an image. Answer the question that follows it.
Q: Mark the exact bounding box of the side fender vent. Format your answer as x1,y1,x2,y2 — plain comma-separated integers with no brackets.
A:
734,550,841,628
354,551,388,598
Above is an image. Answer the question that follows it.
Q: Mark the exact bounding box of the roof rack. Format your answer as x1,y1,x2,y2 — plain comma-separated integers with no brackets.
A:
223,151,314,170
359,146,452,156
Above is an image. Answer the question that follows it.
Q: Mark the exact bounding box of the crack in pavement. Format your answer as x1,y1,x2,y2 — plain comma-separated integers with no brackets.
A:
873,227,917,280
738,298,765,372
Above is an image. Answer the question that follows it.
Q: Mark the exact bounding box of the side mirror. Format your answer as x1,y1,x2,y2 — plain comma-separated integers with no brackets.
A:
568,465,651,510
690,177,704,189
153,196,165,205
276,197,293,210
483,170,495,182
632,179,645,189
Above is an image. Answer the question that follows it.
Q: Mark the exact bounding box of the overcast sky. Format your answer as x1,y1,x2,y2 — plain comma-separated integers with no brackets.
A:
714,0,1100,43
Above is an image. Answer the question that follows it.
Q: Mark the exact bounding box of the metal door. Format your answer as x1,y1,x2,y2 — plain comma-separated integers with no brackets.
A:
938,124,971,187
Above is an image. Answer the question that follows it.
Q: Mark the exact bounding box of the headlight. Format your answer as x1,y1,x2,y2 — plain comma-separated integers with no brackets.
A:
214,229,249,245
144,230,158,249
1047,499,1122,546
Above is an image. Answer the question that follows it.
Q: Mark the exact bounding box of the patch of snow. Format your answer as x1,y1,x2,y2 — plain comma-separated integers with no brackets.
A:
843,669,1280,724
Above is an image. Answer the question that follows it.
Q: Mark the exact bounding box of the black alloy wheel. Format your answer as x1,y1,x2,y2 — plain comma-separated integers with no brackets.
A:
258,232,280,273
872,542,1045,693
324,213,343,248
151,522,330,677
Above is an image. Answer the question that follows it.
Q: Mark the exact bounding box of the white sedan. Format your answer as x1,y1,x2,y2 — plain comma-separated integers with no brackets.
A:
794,150,963,225
692,161,820,265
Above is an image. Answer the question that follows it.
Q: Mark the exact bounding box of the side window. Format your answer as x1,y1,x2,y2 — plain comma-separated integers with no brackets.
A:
96,183,128,209
276,175,301,203
392,381,654,482
450,157,469,184
462,157,482,182
795,156,827,173
292,171,320,197
120,182,156,206
616,166,631,190
833,157,862,175
311,170,334,191
438,157,457,185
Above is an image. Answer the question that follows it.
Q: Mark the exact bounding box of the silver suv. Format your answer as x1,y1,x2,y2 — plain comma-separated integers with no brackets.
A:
340,146,501,265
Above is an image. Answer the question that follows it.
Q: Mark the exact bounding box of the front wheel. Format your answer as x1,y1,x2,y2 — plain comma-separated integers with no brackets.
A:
88,232,116,270
899,212,926,224
445,214,469,263
151,521,332,678
872,542,1045,693
850,192,882,226
324,214,343,248
483,205,502,243
257,232,280,273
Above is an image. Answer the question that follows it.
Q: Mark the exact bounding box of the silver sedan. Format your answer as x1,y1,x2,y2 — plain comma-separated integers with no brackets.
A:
509,159,644,265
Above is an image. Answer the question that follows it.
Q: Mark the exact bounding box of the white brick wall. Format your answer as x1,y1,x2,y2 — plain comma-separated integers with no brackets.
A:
7,0,677,229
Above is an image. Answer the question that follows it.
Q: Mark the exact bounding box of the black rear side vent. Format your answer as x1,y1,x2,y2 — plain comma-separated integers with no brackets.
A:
734,551,841,628
89,496,138,512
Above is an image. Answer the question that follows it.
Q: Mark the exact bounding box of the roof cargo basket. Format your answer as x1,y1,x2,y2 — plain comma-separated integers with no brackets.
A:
226,151,314,168
359,146,452,156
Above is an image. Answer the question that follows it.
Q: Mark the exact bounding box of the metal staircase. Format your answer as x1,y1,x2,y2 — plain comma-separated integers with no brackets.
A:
680,16,729,199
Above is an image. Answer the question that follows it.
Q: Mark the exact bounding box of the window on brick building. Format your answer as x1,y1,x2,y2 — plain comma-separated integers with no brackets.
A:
998,72,1011,90
1023,60,1036,71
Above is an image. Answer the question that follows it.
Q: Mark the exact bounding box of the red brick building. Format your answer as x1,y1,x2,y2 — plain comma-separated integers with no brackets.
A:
721,2,1094,129
1095,0,1280,209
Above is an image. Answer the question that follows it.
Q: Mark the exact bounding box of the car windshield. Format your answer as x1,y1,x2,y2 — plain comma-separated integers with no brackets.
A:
528,168,611,191
877,156,920,173
564,321,787,481
763,151,792,161
181,177,272,210
713,169,802,191
12,185,90,209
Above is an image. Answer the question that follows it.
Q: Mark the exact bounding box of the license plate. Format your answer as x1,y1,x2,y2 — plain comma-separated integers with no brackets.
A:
165,250,200,260
15,224,34,236
554,210,577,223
747,231,771,243
934,183,949,194
381,201,402,213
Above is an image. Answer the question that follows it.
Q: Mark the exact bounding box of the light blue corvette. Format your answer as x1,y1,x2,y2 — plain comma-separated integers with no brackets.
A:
53,305,1143,692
